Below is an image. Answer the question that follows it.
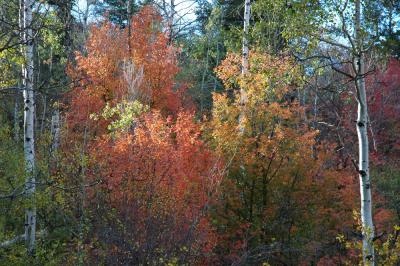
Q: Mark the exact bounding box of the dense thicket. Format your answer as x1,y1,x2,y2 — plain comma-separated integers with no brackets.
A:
1,0,400,265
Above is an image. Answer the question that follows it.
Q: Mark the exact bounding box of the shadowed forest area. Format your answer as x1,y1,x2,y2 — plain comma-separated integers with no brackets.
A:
1,0,400,265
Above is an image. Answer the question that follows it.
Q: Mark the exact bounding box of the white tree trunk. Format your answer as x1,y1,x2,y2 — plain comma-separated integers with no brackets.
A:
14,97,20,142
355,0,374,264
168,0,175,43
239,0,250,134
22,0,36,255
356,58,375,265
242,0,250,77
50,105,60,156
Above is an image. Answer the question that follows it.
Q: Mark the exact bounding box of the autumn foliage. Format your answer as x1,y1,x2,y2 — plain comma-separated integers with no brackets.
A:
367,58,400,163
64,6,221,264
60,6,400,265
3,0,400,264
207,52,352,264
67,6,186,135
85,111,221,264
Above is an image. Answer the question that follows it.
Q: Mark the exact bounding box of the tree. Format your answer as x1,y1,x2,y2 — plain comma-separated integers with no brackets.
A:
64,6,222,264
354,0,375,263
22,0,36,255
1,0,400,264
84,111,221,264
95,0,139,26
366,58,400,162
282,0,380,262
208,51,350,264
67,6,185,131
0,2,23,53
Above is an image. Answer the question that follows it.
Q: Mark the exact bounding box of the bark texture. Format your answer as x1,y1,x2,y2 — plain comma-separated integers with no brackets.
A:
239,0,250,133
242,0,250,75
355,0,375,264
22,0,36,255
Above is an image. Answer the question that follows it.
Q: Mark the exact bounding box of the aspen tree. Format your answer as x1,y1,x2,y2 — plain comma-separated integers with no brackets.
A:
22,0,36,255
355,0,374,263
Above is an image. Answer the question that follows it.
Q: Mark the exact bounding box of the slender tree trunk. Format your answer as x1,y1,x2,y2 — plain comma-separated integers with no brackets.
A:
213,42,220,92
200,36,210,114
22,0,36,255
40,95,47,135
77,126,88,265
15,0,23,143
82,0,95,41
127,0,132,53
355,0,374,264
14,96,20,142
168,0,175,43
242,0,250,76
313,88,318,127
239,0,250,133
50,105,60,157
